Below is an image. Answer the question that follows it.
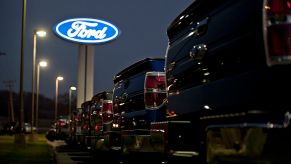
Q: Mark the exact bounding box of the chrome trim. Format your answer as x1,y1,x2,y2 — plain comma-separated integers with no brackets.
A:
207,123,284,130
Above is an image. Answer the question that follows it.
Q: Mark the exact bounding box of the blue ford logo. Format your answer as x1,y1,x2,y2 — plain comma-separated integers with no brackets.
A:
54,18,120,44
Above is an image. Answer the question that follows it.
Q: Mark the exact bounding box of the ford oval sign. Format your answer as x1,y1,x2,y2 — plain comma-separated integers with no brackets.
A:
54,18,120,44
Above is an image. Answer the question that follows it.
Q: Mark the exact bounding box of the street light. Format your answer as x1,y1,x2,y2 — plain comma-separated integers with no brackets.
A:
55,76,64,121
31,29,46,131
69,86,77,121
35,60,47,131
36,31,46,37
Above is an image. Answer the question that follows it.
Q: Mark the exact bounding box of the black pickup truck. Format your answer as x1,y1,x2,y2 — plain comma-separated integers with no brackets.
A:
69,91,113,149
164,0,291,163
112,58,165,130
108,58,166,161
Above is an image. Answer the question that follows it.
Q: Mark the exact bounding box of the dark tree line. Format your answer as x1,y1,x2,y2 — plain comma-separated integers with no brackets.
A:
0,90,77,123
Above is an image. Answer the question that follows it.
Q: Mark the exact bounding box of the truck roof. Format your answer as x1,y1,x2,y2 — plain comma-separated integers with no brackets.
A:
113,57,164,84
91,91,113,102
167,1,195,40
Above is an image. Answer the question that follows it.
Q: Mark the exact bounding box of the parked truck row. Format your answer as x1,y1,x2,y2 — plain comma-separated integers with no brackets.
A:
50,0,291,163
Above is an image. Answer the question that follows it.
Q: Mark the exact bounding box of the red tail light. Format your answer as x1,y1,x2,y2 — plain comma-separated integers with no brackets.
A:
102,100,113,124
57,119,68,127
264,0,291,66
94,125,102,133
144,72,166,109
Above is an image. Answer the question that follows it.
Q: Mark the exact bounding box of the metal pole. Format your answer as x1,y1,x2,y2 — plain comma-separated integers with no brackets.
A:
15,0,26,145
69,88,72,120
31,32,36,133
55,79,58,121
36,64,40,131
19,0,26,133
84,45,87,101
3,80,15,122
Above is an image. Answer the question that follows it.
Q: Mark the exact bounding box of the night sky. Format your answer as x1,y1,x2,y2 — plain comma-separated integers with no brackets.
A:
0,0,193,99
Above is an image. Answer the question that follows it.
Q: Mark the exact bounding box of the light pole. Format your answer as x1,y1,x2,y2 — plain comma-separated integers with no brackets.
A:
69,86,77,121
16,0,26,145
35,60,47,132
31,30,46,131
55,76,64,121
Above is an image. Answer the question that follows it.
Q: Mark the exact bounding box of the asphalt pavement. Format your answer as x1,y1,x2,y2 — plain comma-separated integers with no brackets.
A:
46,140,196,164
47,140,94,164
